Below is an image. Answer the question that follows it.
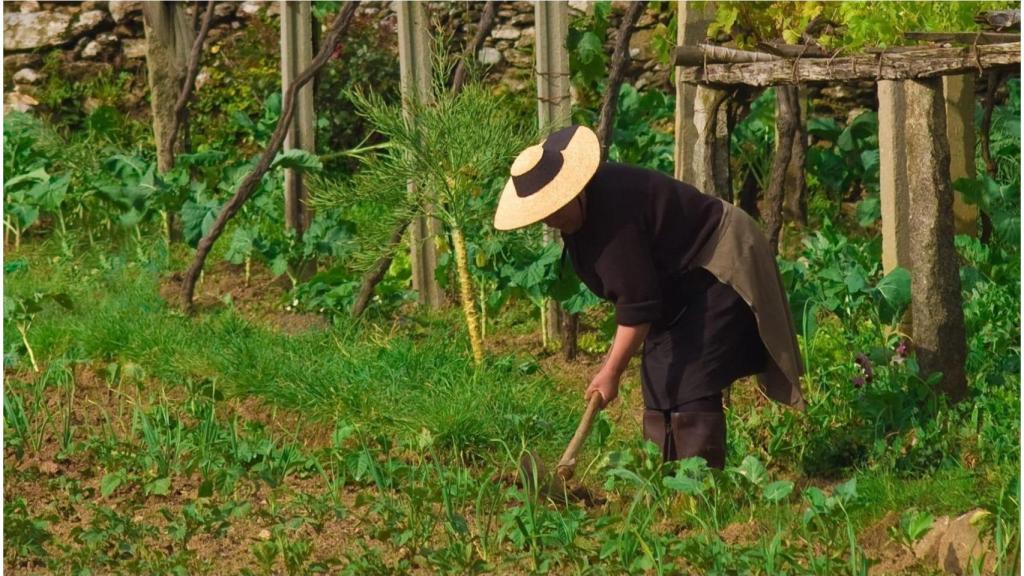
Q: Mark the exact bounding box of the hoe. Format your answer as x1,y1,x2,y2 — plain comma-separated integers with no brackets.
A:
519,393,603,503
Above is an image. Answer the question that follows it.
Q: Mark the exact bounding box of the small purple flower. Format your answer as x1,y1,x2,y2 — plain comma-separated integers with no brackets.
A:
895,340,909,359
852,376,866,389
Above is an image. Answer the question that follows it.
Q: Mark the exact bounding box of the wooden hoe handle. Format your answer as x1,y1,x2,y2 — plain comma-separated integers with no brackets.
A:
555,393,604,480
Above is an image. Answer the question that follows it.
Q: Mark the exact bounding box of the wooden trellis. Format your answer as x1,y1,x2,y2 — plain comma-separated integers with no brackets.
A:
673,10,1021,402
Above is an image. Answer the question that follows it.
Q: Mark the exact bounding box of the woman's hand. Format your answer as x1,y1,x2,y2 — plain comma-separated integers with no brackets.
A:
585,367,621,408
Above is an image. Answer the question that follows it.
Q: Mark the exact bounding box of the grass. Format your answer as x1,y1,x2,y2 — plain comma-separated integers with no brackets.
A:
4,233,1020,574
5,237,581,461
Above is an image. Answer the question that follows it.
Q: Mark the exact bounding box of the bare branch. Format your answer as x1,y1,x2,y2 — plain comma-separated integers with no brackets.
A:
596,0,647,159
452,0,498,94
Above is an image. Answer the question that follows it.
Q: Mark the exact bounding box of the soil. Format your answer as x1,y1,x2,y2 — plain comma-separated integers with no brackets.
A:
7,255,990,575
857,510,921,574
159,261,328,335
4,360,382,574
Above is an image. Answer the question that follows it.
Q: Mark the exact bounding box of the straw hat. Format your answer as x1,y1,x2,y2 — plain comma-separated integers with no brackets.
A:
493,125,601,230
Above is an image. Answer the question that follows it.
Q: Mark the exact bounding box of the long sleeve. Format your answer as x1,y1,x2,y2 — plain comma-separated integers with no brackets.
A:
593,224,662,326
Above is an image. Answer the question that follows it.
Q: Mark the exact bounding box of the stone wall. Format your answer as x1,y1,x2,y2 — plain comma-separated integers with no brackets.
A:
3,0,676,115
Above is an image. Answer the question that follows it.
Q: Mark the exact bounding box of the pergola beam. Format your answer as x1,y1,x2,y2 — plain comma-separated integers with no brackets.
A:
678,42,1020,86
904,31,1019,44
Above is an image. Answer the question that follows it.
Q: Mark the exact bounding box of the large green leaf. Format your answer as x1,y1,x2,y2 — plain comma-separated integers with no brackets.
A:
876,267,911,310
663,474,703,495
856,195,880,227
145,477,171,497
225,228,255,265
734,455,769,486
763,480,795,503
3,167,48,192
833,477,859,504
6,204,39,229
28,173,69,212
181,198,221,246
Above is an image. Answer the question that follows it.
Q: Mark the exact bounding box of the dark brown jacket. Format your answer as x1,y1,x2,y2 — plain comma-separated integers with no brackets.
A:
563,163,805,411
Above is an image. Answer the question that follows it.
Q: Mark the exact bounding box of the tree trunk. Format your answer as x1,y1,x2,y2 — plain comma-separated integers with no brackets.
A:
674,0,715,184
451,227,484,365
738,169,761,219
536,0,572,351
562,313,579,361
783,88,807,226
764,86,798,254
978,70,1005,244
452,0,497,94
396,2,444,309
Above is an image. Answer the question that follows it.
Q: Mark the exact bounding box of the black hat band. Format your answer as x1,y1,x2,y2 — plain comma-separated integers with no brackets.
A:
513,125,578,198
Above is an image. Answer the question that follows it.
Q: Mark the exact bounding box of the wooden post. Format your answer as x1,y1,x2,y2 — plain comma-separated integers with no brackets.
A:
904,78,968,403
535,0,571,347
675,1,729,198
396,1,443,309
878,80,912,274
142,1,195,242
281,0,315,238
535,1,571,132
943,74,979,236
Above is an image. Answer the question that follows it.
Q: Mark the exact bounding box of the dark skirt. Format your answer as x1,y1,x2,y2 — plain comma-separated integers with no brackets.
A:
640,267,768,411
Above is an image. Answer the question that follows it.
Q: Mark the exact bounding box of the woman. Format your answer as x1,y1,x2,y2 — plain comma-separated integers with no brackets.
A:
493,125,805,469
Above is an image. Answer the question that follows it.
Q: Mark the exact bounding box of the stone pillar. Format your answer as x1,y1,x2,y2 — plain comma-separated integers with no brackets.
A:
943,74,978,236
878,80,912,274
396,1,443,308
535,0,572,346
281,0,315,237
675,0,727,197
686,84,731,198
904,78,968,403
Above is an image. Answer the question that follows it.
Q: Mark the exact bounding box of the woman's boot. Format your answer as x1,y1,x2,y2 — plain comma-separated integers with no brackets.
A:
669,411,726,470
642,409,675,461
